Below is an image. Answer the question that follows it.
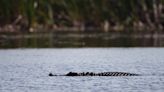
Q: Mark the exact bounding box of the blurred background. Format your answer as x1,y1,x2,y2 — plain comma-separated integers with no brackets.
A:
0,0,164,48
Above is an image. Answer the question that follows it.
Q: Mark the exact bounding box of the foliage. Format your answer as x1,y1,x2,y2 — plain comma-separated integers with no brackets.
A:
0,0,163,31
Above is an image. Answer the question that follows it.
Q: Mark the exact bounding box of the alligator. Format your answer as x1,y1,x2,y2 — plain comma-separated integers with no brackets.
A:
49,72,140,76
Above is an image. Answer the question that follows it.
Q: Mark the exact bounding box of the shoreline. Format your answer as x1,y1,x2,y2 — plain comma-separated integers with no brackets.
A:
0,31,164,48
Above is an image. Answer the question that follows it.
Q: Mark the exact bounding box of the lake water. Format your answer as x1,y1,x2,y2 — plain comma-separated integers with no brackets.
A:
1,31,164,48
0,48,164,92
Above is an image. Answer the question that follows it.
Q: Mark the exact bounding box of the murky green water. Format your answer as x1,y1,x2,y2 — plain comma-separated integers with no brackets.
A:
0,31,164,48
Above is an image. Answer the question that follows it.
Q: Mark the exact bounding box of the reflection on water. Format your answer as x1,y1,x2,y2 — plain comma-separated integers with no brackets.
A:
0,31,164,48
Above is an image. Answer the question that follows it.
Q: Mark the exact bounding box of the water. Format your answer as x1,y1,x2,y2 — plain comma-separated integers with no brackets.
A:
1,31,164,48
0,48,164,92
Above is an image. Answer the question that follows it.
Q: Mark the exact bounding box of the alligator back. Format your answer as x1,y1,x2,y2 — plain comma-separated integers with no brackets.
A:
49,72,140,76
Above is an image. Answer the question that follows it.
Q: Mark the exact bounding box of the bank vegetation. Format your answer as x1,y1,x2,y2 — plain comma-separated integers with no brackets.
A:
0,0,164,32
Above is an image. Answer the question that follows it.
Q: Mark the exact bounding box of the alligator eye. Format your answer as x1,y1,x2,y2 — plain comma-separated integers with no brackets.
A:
49,73,53,76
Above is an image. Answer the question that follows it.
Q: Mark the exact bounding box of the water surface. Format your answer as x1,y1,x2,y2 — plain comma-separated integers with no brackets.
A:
0,48,164,92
